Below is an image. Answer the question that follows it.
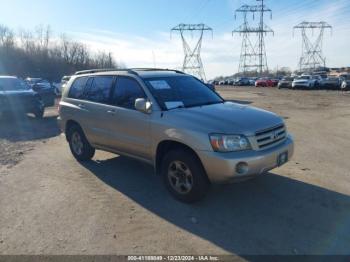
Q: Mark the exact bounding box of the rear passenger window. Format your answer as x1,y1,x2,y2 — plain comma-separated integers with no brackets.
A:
85,76,114,104
68,77,88,99
112,77,146,110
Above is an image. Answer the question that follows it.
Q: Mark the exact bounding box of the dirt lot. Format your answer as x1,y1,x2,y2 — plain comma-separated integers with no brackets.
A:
1,87,350,256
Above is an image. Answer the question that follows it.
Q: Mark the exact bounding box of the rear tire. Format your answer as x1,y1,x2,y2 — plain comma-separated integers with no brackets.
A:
67,125,95,161
161,149,210,203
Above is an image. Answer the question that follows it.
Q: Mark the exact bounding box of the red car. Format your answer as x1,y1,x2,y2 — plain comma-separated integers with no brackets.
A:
271,79,279,87
255,78,274,87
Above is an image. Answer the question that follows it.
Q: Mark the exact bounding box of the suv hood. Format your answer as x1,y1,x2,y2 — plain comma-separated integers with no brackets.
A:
165,102,283,136
293,79,309,83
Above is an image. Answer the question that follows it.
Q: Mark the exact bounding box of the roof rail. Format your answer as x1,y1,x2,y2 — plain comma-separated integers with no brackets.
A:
74,68,137,76
131,68,185,74
74,68,185,76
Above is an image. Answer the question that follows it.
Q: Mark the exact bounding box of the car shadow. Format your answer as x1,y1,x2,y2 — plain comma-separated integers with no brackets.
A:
0,113,61,142
81,156,350,255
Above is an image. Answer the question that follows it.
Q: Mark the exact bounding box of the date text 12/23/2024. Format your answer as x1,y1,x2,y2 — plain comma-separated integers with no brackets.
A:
127,256,220,261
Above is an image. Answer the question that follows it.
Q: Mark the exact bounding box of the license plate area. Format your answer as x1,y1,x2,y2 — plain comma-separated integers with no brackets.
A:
277,151,288,166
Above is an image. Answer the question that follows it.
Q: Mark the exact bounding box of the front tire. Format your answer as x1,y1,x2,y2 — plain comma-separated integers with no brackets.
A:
161,149,210,203
67,125,95,161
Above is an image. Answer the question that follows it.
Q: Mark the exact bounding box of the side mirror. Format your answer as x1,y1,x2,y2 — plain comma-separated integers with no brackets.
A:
135,98,152,114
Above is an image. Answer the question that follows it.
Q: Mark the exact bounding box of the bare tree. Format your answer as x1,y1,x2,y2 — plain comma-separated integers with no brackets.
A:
0,25,15,48
0,24,120,80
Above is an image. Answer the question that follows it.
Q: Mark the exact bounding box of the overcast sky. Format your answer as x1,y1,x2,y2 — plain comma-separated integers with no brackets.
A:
1,0,349,79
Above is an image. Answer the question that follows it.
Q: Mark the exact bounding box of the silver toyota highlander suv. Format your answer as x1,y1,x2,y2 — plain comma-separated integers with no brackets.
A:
58,68,294,202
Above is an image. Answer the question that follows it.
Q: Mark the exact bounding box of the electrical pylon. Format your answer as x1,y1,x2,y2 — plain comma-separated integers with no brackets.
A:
233,0,273,76
171,23,212,81
293,21,332,72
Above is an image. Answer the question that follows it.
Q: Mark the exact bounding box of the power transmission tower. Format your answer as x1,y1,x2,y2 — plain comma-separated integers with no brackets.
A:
233,0,273,76
171,23,212,81
293,21,332,72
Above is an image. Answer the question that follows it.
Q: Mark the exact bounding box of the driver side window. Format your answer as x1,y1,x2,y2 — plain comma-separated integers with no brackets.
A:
112,77,146,110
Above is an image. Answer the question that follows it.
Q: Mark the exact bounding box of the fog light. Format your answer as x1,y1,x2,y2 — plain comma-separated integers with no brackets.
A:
236,162,248,175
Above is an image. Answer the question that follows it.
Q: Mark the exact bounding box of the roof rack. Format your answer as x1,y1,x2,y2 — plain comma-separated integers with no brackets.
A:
74,68,137,76
74,68,185,76
131,68,185,74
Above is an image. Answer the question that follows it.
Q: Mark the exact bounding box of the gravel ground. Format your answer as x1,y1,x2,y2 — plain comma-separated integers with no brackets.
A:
0,108,60,174
0,88,350,256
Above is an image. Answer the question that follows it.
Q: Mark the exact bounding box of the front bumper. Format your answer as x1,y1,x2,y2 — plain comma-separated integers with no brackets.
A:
197,135,294,183
292,82,310,88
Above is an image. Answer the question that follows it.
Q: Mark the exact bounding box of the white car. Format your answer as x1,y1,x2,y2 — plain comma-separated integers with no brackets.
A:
341,74,350,91
292,75,320,89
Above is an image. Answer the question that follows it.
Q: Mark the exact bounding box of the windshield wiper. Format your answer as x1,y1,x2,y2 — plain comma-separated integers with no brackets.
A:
187,101,224,108
167,105,187,111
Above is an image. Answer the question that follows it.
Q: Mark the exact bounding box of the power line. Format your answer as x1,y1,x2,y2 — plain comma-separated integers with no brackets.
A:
293,21,332,72
171,23,213,81
233,0,273,76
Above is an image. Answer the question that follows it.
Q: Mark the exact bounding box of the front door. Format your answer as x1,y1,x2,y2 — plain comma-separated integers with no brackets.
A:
108,76,151,160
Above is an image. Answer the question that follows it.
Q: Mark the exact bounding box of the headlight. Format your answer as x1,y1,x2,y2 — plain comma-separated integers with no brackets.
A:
209,134,251,152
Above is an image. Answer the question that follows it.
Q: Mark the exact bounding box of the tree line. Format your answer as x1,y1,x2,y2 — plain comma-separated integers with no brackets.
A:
0,24,122,82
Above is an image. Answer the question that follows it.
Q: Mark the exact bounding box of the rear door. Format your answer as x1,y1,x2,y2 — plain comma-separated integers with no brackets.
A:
80,76,116,147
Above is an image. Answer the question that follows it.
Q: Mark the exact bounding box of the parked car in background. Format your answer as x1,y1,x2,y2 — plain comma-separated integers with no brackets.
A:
248,77,257,86
255,78,274,87
219,80,226,85
227,79,235,86
292,75,319,89
278,77,294,89
58,68,294,202
234,77,250,86
340,74,350,91
56,75,71,96
25,78,55,107
320,76,341,90
271,79,279,87
0,76,45,118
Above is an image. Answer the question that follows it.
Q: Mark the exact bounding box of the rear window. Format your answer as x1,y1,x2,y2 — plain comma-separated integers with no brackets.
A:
68,77,88,99
85,76,114,104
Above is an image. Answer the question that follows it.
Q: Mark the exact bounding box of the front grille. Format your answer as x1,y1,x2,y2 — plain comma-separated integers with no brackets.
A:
255,124,286,149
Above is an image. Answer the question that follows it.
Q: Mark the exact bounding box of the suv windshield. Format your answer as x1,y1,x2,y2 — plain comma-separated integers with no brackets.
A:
144,76,223,110
0,78,31,91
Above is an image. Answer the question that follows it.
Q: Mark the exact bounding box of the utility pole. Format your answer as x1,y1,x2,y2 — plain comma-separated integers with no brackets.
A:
293,21,332,73
233,0,273,76
171,23,212,81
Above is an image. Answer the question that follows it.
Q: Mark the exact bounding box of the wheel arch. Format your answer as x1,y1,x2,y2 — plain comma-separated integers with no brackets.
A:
65,120,82,141
155,140,206,177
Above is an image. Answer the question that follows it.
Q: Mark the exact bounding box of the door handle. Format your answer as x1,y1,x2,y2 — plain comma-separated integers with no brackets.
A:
78,103,86,108
107,109,116,115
